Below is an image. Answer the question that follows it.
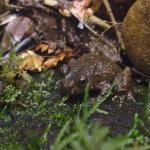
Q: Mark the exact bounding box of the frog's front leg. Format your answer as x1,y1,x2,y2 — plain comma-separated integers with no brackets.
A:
114,67,132,93
113,67,135,105
95,81,112,95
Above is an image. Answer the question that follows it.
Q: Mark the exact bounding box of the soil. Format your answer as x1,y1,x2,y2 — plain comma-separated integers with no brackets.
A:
95,99,143,136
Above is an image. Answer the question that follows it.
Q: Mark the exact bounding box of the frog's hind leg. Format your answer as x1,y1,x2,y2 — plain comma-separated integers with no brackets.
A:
96,81,111,95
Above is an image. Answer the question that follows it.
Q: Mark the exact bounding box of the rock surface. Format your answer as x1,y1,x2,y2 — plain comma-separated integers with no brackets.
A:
122,0,150,75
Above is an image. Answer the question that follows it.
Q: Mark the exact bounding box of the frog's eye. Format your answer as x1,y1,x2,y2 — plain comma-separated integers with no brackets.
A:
79,76,86,87
62,64,70,75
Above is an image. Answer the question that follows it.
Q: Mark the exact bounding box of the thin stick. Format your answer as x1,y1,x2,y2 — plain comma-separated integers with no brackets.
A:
69,8,118,52
102,0,125,50
83,22,118,53
120,63,150,79
101,22,118,36
5,0,23,9
89,15,110,29
0,12,18,26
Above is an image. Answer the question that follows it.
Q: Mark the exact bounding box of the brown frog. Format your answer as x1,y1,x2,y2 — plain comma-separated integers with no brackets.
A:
61,52,132,95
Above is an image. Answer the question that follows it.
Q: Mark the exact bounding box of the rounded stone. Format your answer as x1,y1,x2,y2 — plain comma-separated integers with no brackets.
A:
122,0,150,75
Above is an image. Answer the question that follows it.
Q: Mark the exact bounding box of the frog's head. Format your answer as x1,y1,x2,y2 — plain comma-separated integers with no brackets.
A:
61,65,88,94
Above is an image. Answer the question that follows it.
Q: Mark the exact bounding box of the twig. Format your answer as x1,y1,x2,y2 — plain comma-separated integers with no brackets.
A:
0,12,18,26
69,8,118,52
120,63,150,79
84,22,118,53
5,0,23,9
102,0,125,50
44,1,118,52
88,15,111,29
101,22,119,36
0,11,10,18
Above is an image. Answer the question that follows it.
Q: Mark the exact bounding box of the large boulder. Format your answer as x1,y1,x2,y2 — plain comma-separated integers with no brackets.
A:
122,0,150,75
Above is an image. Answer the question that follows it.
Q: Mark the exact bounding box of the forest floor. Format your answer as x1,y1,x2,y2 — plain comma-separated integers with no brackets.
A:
0,0,150,150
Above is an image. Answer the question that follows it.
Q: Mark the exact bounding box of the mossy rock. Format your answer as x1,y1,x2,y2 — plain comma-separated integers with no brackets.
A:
122,0,150,75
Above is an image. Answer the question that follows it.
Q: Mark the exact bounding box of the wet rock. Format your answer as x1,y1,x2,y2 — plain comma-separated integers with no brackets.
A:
122,0,150,75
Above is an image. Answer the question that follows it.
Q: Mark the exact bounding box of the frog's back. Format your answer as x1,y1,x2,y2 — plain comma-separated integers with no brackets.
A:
72,53,120,80
63,53,121,93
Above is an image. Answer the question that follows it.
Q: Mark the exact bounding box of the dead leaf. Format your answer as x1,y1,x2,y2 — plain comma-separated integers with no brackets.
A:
43,47,74,68
19,50,44,71
43,53,65,68
18,47,74,71
35,43,55,54
64,47,74,57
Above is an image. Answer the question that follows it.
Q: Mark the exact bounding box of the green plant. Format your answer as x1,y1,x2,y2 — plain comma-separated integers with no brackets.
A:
0,41,29,82
0,50,22,81
143,81,150,139
125,81,150,146
0,70,78,148
0,43,149,149
144,81,150,122
0,84,21,103
51,85,150,150
128,113,145,144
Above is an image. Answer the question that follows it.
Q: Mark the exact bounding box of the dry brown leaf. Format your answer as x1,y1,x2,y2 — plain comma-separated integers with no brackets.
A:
18,46,74,71
64,47,74,57
35,43,49,52
19,50,44,71
43,47,74,68
43,53,65,68
35,43,56,54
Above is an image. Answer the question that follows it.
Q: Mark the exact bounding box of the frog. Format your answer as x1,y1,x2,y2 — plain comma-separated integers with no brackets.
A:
61,52,132,95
